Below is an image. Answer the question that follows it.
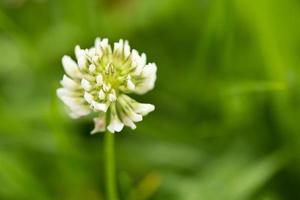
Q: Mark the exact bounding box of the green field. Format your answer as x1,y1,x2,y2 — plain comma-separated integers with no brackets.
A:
1,0,300,199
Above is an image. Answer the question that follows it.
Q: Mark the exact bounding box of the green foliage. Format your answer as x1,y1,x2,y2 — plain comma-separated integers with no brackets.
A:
1,0,300,199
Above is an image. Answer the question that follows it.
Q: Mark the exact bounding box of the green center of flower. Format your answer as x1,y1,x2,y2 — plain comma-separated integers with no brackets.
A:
81,53,135,105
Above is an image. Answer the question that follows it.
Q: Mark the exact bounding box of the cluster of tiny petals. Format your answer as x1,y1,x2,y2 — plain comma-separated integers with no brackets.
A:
57,38,157,133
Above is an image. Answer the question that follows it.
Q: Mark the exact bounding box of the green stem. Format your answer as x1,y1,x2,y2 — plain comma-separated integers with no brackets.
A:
104,131,118,200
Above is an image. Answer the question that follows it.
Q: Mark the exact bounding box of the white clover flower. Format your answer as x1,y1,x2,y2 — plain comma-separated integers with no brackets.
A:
57,38,157,134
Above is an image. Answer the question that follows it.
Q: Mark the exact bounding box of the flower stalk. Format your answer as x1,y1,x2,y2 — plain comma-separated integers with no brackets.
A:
105,131,118,200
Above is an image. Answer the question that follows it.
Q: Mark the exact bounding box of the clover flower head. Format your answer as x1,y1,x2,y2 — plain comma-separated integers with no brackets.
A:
57,38,157,133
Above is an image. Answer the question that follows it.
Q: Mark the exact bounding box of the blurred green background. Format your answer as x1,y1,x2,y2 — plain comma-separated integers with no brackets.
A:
1,0,300,199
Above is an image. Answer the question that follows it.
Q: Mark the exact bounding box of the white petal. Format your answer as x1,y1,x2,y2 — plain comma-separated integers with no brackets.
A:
84,92,93,104
91,101,108,112
78,58,87,70
92,55,99,63
69,112,82,118
57,88,79,98
58,94,90,118
127,79,135,90
131,51,146,76
81,78,92,91
96,74,103,85
108,89,116,102
120,112,136,129
119,93,154,116
134,103,155,115
131,49,139,61
108,93,116,102
60,75,79,89
140,53,146,68
124,40,131,57
107,120,124,133
118,95,142,122
91,115,106,134
143,63,157,77
96,38,109,51
99,89,106,100
75,45,85,59
95,37,101,48
75,45,82,58
95,38,104,56
107,103,124,133
88,48,96,57
114,39,123,54
58,95,80,108
69,108,91,118
129,112,142,122
89,64,96,73
62,56,81,78
134,63,157,94
100,38,109,49
74,45,87,69
103,83,111,92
